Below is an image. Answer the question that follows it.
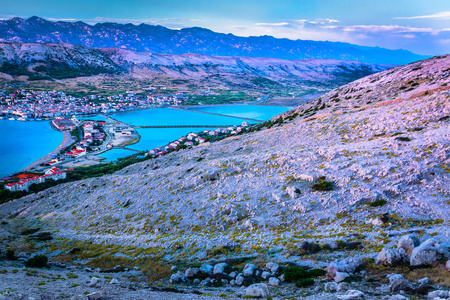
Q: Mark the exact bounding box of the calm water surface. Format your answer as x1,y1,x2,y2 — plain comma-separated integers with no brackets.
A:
1,105,292,175
0,120,63,178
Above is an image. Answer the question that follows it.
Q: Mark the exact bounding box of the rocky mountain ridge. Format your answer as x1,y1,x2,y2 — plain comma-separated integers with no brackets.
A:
0,16,428,65
0,42,392,95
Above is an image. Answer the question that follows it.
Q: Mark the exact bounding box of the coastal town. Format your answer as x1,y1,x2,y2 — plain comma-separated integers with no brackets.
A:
0,88,190,120
0,87,252,194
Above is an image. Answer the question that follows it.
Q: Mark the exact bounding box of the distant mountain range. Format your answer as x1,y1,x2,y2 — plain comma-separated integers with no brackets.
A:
0,42,392,96
0,16,428,65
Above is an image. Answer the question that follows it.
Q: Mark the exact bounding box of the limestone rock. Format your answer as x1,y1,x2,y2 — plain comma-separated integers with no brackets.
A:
229,271,237,278
199,264,213,275
243,263,257,276
325,282,338,291
213,263,227,275
235,275,244,285
388,274,412,292
334,271,350,283
88,277,100,287
445,260,450,271
268,277,280,286
410,239,442,267
397,235,420,256
428,290,450,299
245,283,269,298
261,271,271,279
185,268,199,278
109,278,119,284
337,290,365,300
87,292,102,300
418,277,430,285
338,282,349,292
376,247,404,265
265,262,280,274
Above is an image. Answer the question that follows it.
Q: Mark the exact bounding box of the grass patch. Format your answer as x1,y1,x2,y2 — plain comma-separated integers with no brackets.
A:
311,176,334,191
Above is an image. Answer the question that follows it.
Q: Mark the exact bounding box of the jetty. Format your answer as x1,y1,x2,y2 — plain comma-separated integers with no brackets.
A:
169,107,264,123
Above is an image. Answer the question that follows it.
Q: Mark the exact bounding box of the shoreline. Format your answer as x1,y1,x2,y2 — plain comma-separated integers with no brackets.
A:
21,130,73,173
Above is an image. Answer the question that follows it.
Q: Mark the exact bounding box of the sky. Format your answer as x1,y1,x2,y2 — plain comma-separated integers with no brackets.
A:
1,0,450,55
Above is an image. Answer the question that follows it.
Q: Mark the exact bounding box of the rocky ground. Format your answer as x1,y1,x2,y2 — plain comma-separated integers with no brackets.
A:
0,54,449,299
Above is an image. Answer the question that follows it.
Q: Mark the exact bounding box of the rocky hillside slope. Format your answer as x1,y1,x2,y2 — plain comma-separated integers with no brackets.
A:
0,55,449,299
0,42,391,95
0,16,427,65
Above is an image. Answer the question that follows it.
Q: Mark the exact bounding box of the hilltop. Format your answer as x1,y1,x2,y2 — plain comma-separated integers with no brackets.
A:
0,42,391,97
0,16,427,65
0,54,449,299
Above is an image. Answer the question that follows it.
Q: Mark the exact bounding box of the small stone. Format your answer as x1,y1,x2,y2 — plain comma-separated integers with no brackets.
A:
337,290,365,300
384,295,408,300
242,263,257,276
185,268,199,278
171,266,177,271
245,283,269,298
337,282,349,292
229,280,235,286
229,271,237,278
109,278,119,284
89,277,100,287
193,278,200,285
418,277,429,285
199,264,213,275
235,275,244,285
266,262,280,274
325,282,338,291
278,274,285,282
388,274,412,292
397,235,420,256
428,290,449,299
261,271,271,279
334,272,350,283
213,263,228,275
87,292,102,300
221,279,228,285
268,277,280,286
445,260,450,271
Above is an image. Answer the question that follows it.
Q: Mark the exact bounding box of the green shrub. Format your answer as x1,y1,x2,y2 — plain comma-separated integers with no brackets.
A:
6,249,16,260
312,177,334,191
296,278,314,288
395,137,412,142
369,199,387,207
24,255,48,268
307,268,326,278
283,267,308,282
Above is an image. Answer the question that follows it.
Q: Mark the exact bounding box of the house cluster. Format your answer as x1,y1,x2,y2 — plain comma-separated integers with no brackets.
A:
4,167,66,192
0,89,188,121
147,122,249,157
65,121,106,157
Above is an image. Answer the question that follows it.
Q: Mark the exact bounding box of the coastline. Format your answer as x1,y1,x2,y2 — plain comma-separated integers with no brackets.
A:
21,130,73,173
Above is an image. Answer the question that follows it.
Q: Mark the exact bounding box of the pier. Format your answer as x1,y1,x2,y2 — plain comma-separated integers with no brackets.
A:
169,107,264,123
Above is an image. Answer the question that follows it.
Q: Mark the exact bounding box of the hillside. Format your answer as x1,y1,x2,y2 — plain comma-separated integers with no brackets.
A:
0,42,391,97
0,55,449,299
0,16,428,65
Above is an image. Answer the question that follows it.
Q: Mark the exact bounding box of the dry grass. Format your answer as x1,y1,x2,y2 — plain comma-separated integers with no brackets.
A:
403,265,450,288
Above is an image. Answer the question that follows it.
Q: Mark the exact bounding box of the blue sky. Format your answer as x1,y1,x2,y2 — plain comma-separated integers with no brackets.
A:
1,0,449,55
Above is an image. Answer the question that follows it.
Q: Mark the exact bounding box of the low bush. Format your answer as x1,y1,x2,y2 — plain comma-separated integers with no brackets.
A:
311,176,334,191
24,255,48,268
370,199,387,207
296,278,315,288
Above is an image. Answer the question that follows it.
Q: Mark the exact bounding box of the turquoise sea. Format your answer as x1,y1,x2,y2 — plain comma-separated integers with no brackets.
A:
0,105,292,172
0,120,63,178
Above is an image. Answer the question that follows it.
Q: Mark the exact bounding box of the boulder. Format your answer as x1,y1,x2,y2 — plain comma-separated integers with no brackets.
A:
261,271,271,279
334,272,350,283
388,274,412,292
327,258,361,280
266,262,280,274
418,277,430,285
213,263,228,275
199,264,213,275
243,263,257,276
109,278,119,284
324,282,338,291
337,290,365,300
268,277,280,286
410,239,442,267
89,277,100,287
397,235,420,256
87,292,102,300
235,275,244,285
383,295,408,300
445,260,450,271
376,247,404,265
245,283,269,298
428,290,449,299
185,268,199,278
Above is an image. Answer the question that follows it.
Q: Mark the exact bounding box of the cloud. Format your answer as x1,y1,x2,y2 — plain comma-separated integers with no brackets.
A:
227,19,450,55
395,11,450,20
